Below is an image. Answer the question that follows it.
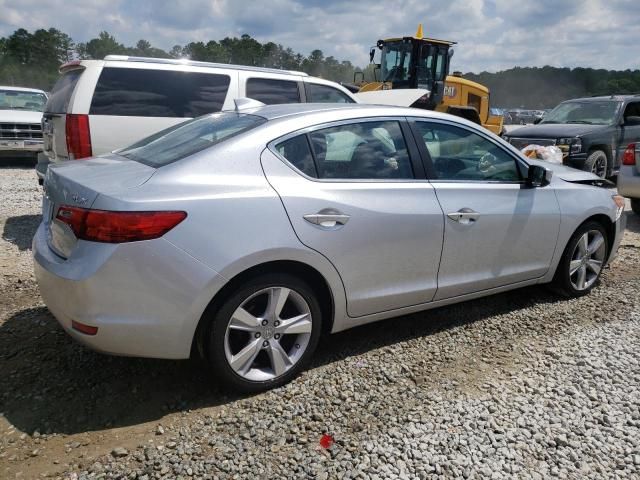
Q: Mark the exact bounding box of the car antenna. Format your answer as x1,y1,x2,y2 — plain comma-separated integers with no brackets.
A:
234,98,266,112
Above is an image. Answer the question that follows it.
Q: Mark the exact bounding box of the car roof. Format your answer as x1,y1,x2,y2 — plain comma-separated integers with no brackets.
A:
227,102,478,126
0,85,47,94
103,55,309,77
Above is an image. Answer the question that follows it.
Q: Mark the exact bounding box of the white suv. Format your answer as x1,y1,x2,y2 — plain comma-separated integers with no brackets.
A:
39,55,358,180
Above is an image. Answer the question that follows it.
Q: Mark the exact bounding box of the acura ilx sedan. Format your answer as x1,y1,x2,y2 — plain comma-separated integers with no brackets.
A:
34,102,626,391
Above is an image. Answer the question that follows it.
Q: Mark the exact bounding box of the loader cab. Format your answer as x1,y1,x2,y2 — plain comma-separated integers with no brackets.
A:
377,36,455,108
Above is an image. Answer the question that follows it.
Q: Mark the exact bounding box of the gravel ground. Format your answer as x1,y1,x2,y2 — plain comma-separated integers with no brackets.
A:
0,162,639,480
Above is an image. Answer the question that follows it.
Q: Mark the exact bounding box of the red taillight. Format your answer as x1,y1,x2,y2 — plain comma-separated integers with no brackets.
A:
65,114,92,159
55,206,187,243
71,320,98,336
623,143,636,166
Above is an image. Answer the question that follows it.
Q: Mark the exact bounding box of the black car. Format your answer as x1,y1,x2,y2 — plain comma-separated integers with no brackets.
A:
503,95,640,178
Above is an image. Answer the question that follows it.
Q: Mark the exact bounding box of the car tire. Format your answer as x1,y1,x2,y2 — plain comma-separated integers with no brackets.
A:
551,220,609,297
205,273,322,392
631,198,640,215
584,149,608,179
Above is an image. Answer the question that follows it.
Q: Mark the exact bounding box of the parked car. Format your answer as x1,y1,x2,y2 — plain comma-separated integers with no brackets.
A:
0,86,47,161
617,143,640,214
34,103,626,391
504,95,640,178
38,55,359,182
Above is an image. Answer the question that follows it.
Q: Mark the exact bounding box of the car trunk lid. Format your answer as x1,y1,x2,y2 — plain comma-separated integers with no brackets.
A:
43,154,156,258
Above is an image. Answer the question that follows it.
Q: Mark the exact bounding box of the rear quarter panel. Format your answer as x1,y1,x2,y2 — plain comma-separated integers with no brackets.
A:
91,137,348,334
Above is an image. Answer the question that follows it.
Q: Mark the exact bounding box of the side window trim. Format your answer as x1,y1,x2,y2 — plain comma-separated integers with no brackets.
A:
267,117,429,183
407,117,528,183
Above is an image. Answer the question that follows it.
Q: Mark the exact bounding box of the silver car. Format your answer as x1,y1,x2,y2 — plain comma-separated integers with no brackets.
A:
34,103,626,391
617,143,640,215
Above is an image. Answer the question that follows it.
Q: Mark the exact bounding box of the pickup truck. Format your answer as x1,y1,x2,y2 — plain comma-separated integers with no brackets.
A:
503,95,640,178
0,86,47,162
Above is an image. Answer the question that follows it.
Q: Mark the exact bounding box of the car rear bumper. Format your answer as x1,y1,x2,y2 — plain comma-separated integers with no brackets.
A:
33,222,225,359
617,165,640,199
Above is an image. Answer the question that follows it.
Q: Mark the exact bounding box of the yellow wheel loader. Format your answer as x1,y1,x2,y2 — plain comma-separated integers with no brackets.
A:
348,25,504,135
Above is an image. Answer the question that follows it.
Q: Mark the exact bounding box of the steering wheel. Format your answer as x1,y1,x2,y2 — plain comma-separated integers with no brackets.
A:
477,152,498,174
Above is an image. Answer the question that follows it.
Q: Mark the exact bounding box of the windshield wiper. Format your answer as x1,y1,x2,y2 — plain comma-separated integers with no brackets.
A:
565,120,593,124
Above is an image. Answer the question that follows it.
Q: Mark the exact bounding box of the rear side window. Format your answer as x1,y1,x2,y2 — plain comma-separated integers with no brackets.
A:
246,78,301,104
46,69,82,113
305,83,354,103
309,121,414,179
118,113,266,167
276,135,318,178
90,68,230,117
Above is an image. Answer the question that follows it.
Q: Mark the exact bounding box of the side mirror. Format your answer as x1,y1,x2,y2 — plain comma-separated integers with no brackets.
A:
527,164,552,187
369,47,376,64
533,117,542,124
448,48,455,59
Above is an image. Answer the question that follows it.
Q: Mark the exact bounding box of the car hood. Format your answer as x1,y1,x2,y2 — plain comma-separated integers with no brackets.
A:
0,109,43,123
527,158,601,182
508,123,602,138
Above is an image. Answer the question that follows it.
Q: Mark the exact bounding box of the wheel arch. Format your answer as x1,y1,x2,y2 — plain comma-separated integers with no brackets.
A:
191,260,335,359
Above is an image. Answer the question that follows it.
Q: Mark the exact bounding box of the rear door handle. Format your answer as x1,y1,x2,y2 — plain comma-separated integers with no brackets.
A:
304,210,350,228
447,208,480,225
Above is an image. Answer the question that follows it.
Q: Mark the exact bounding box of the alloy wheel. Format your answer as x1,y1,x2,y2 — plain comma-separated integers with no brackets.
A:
569,230,606,291
223,286,313,382
591,155,607,178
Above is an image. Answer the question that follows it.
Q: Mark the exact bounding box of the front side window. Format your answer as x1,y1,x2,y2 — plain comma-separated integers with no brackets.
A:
305,83,354,103
380,41,412,85
246,78,301,104
310,121,413,180
119,113,266,167
90,68,230,117
414,122,521,182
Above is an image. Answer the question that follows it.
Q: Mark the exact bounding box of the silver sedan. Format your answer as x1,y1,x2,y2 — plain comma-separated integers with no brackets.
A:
34,103,627,391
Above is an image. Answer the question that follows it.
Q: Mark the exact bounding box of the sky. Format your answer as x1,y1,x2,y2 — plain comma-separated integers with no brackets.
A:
1,0,638,72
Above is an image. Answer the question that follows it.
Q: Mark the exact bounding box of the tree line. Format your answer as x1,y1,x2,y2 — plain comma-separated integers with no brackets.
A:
1,27,639,109
466,66,640,109
0,28,359,90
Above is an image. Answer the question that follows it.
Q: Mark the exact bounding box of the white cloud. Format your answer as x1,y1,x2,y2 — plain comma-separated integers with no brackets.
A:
0,0,637,72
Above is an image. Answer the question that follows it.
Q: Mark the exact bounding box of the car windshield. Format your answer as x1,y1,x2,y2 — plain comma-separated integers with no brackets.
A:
381,41,413,83
541,101,621,125
0,89,47,111
118,112,267,167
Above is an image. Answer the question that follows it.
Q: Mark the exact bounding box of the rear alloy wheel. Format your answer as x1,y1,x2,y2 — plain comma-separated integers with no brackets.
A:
552,221,608,297
585,149,608,179
207,274,322,392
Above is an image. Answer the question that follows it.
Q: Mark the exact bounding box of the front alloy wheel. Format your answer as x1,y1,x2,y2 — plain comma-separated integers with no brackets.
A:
552,220,608,297
207,273,322,392
568,230,606,291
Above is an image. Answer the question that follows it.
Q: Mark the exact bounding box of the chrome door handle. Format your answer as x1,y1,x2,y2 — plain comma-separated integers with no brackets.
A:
303,210,350,228
447,208,480,224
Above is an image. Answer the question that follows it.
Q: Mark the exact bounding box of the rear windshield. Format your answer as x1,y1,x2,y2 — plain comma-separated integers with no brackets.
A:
46,69,82,113
118,113,266,167
90,67,230,117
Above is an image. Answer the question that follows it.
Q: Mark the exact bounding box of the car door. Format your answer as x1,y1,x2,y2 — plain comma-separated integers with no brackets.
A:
619,101,640,166
261,118,444,318
410,119,561,300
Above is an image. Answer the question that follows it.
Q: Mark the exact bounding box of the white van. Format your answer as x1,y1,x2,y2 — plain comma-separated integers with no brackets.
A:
39,55,358,181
